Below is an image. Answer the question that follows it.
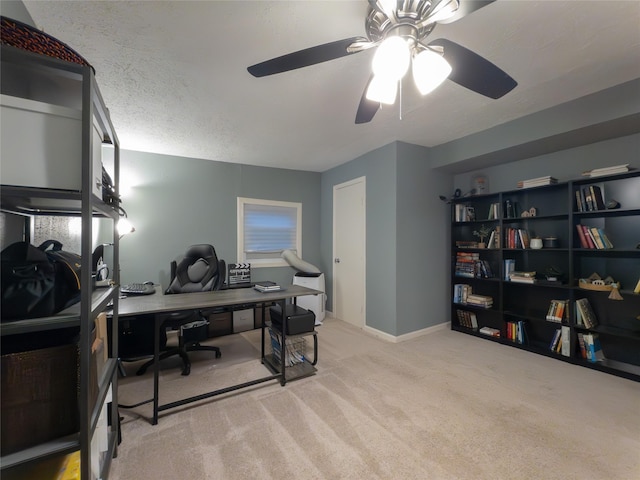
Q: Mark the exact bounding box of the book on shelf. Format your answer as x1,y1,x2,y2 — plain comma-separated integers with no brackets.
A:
582,164,629,178
487,202,501,220
454,204,476,222
517,176,558,189
503,259,515,281
576,225,613,249
549,328,562,352
455,240,479,249
510,271,537,284
577,185,606,212
546,299,569,323
575,298,598,328
466,293,493,308
254,281,283,292
455,252,479,278
479,326,500,337
583,332,605,363
576,332,587,359
456,309,478,329
504,227,531,249
561,325,571,357
506,320,527,345
453,284,472,304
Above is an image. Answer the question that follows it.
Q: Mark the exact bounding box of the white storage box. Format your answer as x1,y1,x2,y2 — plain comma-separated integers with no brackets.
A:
1,94,103,197
233,308,254,333
292,273,326,324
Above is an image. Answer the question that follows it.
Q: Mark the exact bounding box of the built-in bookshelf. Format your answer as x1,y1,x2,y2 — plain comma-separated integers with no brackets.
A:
449,170,640,381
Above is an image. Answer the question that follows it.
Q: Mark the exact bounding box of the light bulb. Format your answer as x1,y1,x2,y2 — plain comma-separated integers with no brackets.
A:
412,49,452,95
117,217,135,236
366,74,398,104
371,36,411,81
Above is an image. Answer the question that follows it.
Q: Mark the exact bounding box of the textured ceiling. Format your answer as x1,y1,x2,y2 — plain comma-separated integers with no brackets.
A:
21,0,640,172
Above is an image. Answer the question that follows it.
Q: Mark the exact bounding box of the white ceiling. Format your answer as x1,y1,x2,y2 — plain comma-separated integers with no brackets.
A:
21,0,640,172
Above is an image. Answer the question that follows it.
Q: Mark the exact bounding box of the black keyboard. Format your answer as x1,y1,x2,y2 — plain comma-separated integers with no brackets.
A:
120,283,156,295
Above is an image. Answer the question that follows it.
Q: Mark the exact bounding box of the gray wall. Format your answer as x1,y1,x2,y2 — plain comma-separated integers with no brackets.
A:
117,150,321,289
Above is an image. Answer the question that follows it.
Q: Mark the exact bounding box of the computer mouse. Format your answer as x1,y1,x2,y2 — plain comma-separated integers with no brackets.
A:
144,281,154,286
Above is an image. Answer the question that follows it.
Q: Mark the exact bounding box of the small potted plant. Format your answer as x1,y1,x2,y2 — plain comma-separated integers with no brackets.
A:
473,224,492,248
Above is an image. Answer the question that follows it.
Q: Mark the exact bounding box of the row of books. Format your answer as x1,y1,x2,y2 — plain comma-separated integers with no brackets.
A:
549,325,571,356
575,184,605,212
517,175,558,189
456,309,478,329
454,204,475,222
546,299,569,323
486,202,501,219
506,320,527,344
486,226,501,249
575,298,598,328
453,283,472,304
577,332,605,362
575,224,613,249
503,227,530,249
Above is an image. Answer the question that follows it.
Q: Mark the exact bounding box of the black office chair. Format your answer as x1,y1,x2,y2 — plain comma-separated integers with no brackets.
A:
137,244,225,376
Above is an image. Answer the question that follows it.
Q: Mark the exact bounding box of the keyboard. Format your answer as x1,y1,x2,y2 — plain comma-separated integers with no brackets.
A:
120,283,156,295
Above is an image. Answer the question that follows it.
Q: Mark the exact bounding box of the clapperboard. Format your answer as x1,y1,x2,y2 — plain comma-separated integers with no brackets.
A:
227,263,251,286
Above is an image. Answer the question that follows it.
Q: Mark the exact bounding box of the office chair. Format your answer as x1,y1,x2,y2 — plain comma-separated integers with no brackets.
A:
137,244,225,376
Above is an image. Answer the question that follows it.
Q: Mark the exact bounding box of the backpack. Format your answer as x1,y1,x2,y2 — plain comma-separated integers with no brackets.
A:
1,240,82,320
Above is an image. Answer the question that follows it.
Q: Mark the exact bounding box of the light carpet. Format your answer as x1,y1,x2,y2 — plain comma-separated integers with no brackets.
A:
110,318,640,480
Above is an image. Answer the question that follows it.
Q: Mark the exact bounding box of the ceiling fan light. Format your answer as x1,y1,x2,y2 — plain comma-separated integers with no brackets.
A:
372,36,411,81
412,49,452,95
366,74,397,104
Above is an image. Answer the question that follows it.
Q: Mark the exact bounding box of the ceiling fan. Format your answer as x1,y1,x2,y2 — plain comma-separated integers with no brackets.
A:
247,0,517,124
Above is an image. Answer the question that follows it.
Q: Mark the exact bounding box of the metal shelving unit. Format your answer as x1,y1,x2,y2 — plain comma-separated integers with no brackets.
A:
1,44,120,479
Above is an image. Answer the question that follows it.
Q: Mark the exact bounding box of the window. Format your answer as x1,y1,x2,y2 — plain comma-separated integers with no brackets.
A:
237,197,302,268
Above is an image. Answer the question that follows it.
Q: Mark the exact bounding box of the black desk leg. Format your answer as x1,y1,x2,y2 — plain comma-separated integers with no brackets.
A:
153,314,160,425
260,303,265,364
279,298,287,386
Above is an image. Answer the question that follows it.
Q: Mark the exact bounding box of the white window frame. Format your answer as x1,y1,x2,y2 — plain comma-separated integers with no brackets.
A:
237,197,302,268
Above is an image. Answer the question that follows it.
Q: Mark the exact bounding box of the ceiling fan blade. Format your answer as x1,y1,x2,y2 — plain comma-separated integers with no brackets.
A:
429,38,517,99
436,0,496,24
355,75,380,124
248,37,368,77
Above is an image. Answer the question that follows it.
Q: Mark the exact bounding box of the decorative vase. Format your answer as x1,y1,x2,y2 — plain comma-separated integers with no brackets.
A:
530,238,543,249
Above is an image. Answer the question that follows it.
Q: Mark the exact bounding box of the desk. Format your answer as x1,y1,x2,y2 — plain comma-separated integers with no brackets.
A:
118,284,321,424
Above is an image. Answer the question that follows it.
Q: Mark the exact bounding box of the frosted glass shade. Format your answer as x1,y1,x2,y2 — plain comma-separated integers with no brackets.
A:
412,49,451,95
366,74,398,104
372,36,411,81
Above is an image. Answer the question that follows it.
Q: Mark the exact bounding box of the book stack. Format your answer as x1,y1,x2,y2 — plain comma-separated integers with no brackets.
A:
455,240,479,249
456,309,478,329
503,227,530,249
506,320,527,344
453,284,472,304
254,281,282,292
575,298,598,328
455,252,479,278
517,176,558,189
583,164,629,178
479,326,500,337
509,271,537,284
575,185,605,211
465,293,493,308
575,224,613,249
545,299,569,323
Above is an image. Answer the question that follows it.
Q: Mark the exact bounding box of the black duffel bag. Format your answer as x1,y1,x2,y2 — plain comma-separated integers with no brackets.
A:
1,240,82,320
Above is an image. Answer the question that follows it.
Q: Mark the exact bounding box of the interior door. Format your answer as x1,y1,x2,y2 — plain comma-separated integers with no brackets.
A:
333,177,366,328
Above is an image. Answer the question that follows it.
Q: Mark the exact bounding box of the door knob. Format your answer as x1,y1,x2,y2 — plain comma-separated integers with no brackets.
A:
334,258,341,263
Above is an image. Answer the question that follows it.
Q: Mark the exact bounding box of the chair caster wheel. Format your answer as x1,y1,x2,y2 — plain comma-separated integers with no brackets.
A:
181,365,191,376
216,351,222,359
